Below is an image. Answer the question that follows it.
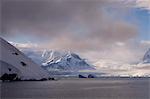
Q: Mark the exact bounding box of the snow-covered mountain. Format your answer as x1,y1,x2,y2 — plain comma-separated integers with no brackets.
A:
143,48,150,63
42,51,94,71
22,50,94,72
0,37,48,80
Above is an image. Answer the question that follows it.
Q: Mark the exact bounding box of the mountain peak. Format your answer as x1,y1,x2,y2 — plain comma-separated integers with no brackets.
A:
143,48,150,63
42,50,93,71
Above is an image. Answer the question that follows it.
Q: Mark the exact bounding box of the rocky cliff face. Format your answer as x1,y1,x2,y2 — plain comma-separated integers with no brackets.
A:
143,48,150,63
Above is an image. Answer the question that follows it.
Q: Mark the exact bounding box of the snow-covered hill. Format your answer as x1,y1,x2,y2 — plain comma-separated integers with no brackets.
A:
143,48,150,63
0,37,48,80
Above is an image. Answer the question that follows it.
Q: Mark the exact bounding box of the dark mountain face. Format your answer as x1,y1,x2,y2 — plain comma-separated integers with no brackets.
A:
143,48,150,63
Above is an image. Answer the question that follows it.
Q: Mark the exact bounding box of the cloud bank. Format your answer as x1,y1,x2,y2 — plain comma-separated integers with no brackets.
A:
135,0,150,11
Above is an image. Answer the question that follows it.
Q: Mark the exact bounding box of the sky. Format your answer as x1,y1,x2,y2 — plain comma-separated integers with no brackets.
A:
0,0,150,75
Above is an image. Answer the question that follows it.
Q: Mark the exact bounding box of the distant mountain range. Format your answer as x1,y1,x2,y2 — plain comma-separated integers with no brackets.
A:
22,48,150,73
1,37,149,78
23,50,94,72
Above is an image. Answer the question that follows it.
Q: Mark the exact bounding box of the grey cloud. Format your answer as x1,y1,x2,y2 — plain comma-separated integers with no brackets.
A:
1,0,139,62
1,0,107,36
1,0,137,38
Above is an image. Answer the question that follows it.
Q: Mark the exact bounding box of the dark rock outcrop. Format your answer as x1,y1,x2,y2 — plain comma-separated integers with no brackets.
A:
88,74,96,78
78,74,87,78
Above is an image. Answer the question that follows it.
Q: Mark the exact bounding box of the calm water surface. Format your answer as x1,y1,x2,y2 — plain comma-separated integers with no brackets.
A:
0,78,150,99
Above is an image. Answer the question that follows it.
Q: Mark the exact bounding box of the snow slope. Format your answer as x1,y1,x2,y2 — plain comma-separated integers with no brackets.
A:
0,37,48,80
